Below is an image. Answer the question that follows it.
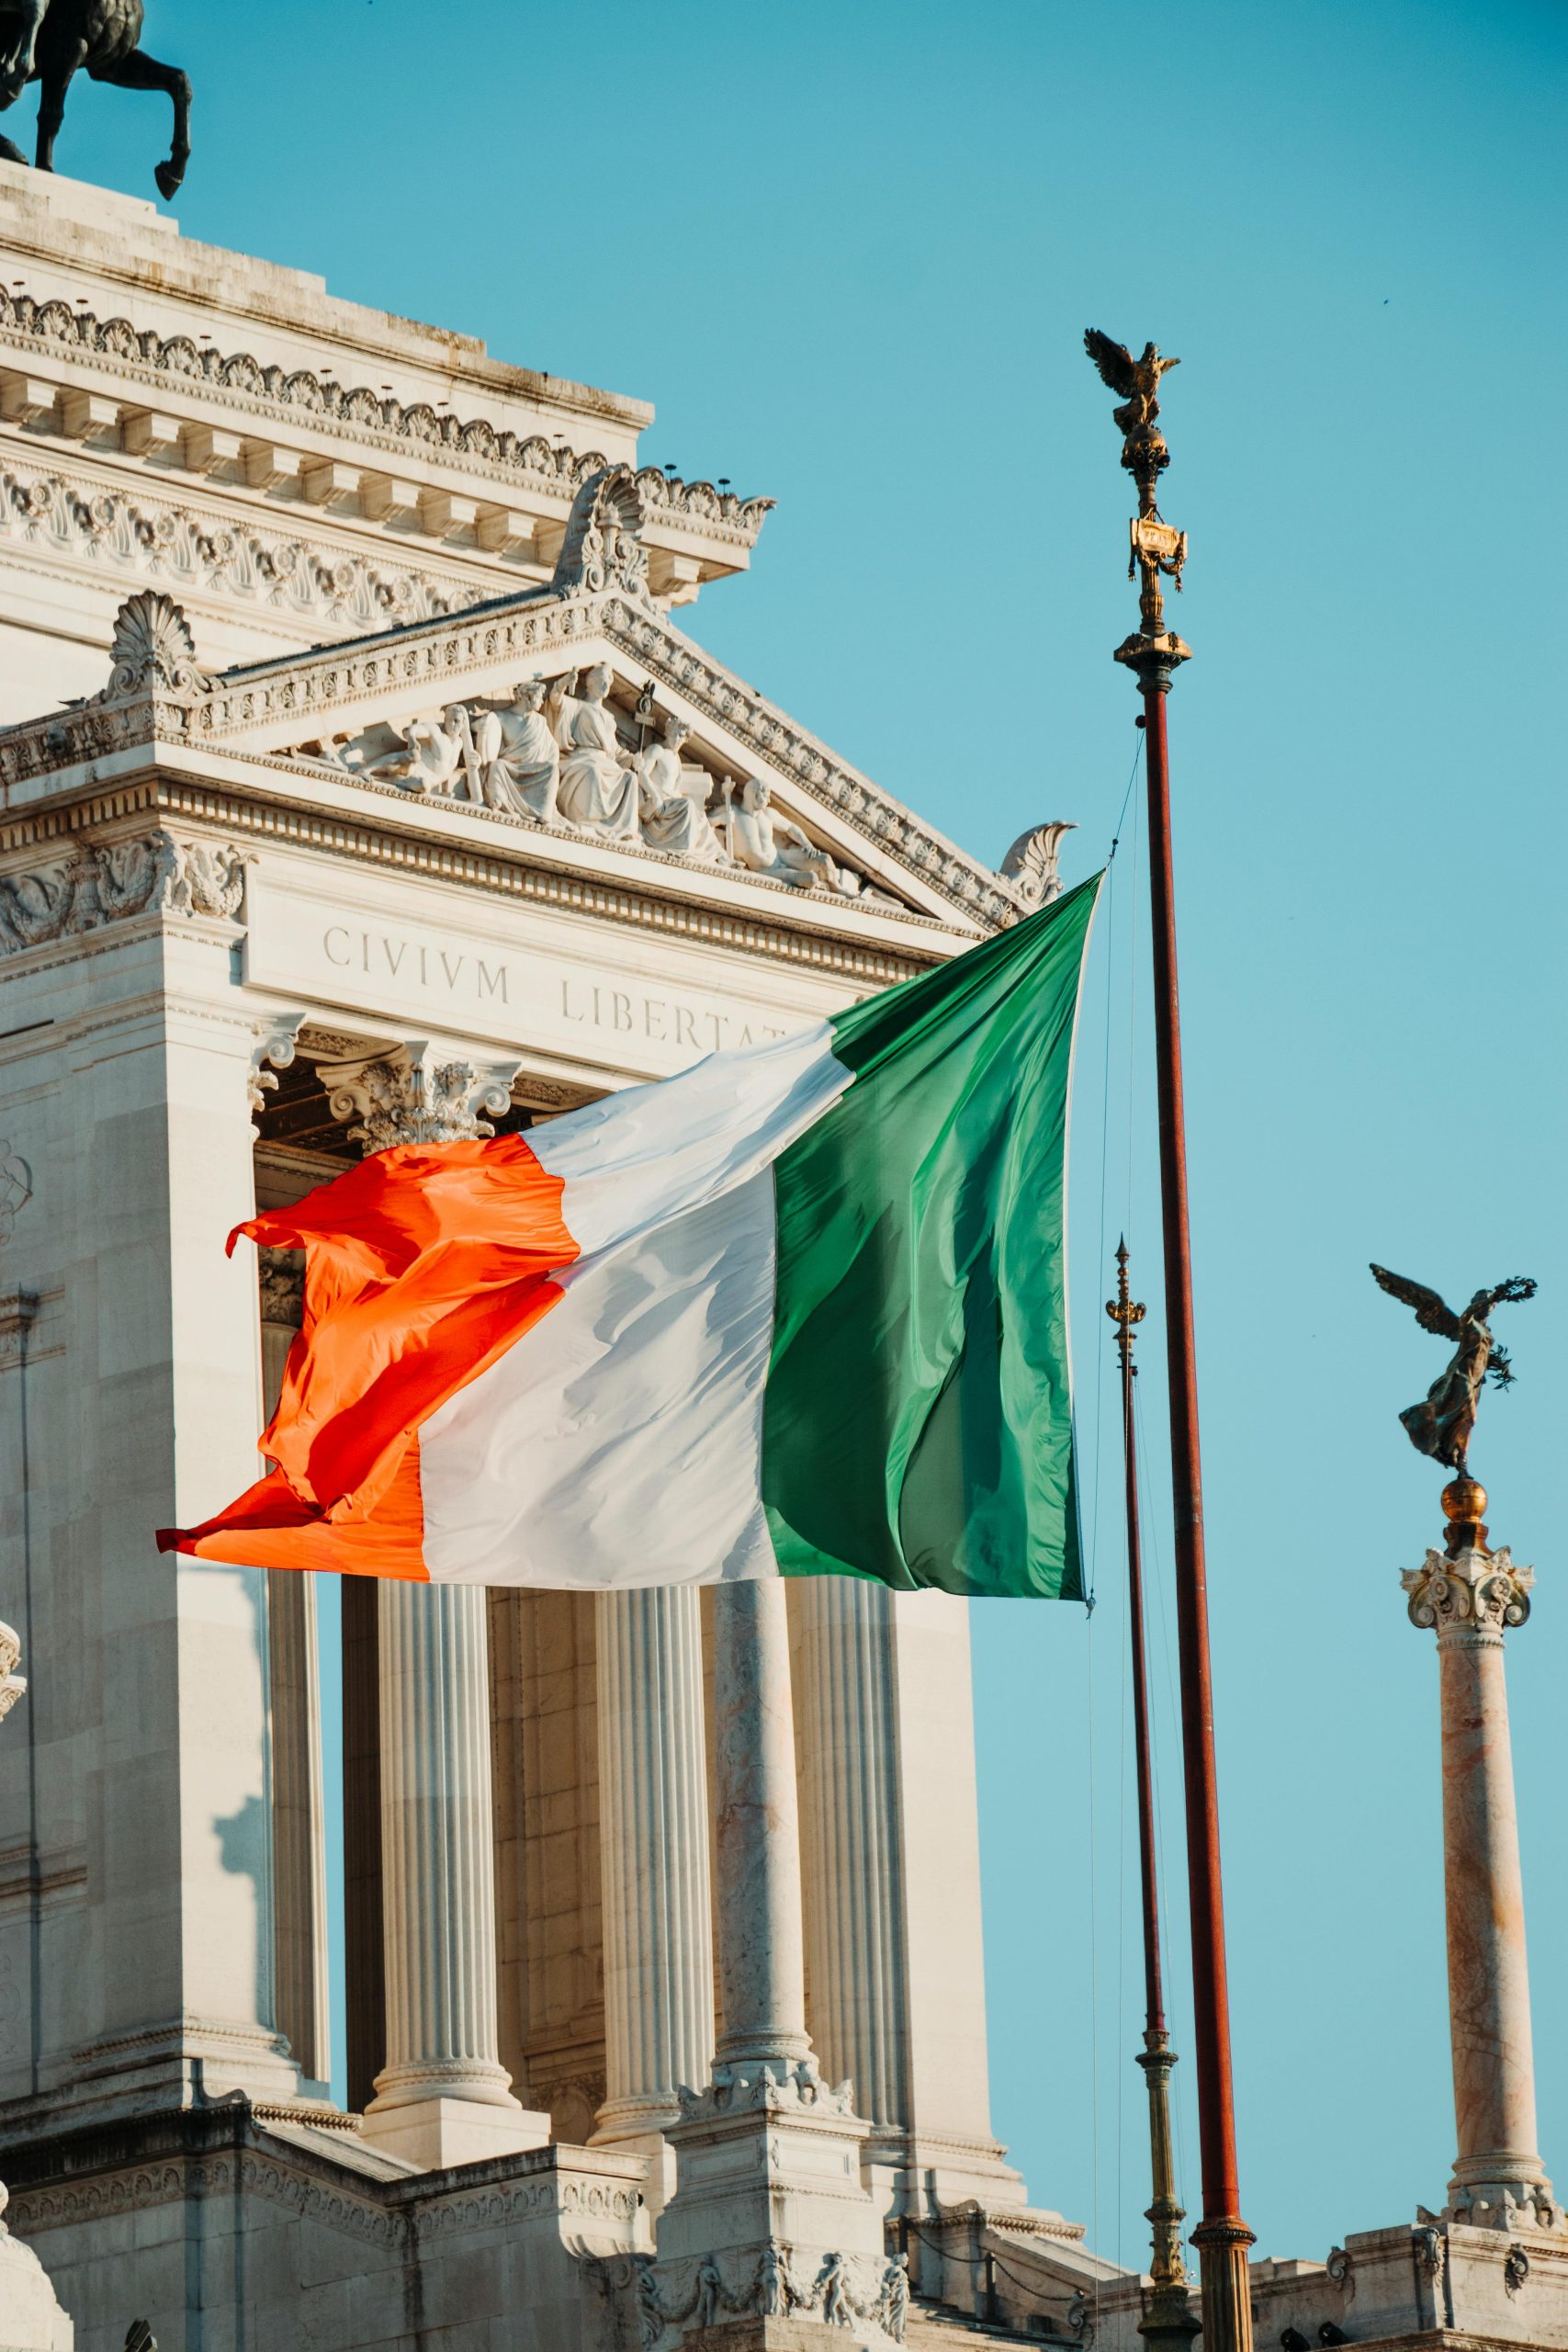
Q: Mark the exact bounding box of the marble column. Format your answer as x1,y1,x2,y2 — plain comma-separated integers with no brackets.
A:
258,1250,331,2097
324,1045,547,2170
593,1588,714,2207
656,1581,901,2346
792,1581,1023,2215
1404,1484,1561,2231
361,1579,549,2168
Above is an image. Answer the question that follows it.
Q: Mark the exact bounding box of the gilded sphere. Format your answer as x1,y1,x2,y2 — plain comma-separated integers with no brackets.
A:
1441,1476,1488,1525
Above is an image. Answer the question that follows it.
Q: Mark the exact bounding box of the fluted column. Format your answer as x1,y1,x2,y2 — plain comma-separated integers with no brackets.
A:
593,1588,714,2200
793,1580,1022,2215
712,1578,811,2068
326,1044,548,2170
1404,1481,1560,2231
655,1580,900,2339
361,1580,549,2165
794,1578,907,2130
259,1250,330,2095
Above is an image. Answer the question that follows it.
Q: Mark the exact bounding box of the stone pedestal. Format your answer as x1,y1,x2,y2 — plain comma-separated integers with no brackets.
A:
0,1637,73,2349
1403,1529,1561,2230
360,1581,550,2171
654,1581,905,2350
592,1587,715,2211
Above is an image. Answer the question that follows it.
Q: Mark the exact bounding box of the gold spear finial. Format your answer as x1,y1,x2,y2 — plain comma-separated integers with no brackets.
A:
1107,1235,1147,1369
1084,330,1191,666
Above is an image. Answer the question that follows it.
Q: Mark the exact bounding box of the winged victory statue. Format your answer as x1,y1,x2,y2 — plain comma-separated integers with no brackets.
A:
1370,1264,1538,1473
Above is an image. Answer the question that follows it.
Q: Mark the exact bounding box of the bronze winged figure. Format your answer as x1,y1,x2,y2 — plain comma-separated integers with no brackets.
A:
1083,329,1181,446
1370,1264,1537,1472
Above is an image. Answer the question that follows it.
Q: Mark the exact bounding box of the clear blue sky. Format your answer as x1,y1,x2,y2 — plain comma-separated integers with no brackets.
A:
41,0,1568,2270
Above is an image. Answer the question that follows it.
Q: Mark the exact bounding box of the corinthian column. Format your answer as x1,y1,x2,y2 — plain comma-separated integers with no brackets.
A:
592,1588,714,2206
1404,1477,1561,2231
793,1580,1023,2214
325,1046,547,2170
656,1581,902,2343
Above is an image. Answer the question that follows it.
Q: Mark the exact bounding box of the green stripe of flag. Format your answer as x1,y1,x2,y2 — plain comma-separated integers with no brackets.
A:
760,871,1102,1599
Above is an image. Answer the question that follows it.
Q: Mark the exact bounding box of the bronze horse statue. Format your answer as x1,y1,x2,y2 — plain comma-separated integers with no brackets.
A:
0,0,189,198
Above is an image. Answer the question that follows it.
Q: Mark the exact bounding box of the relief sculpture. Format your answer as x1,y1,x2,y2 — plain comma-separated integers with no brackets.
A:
286,671,887,901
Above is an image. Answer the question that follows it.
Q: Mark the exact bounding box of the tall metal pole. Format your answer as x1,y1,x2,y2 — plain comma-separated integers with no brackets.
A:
1084,330,1256,2352
1108,1243,1200,2352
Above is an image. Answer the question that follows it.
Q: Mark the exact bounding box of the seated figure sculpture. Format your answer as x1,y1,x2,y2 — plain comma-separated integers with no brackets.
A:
463,681,560,820
547,665,641,840
636,714,727,864
357,708,467,795
725,775,855,894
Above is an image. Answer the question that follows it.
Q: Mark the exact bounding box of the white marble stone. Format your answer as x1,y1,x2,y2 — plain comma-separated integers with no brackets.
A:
361,1580,550,2172
593,1587,714,2209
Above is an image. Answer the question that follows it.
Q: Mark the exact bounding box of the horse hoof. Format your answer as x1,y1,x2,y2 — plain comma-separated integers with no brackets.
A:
153,161,184,200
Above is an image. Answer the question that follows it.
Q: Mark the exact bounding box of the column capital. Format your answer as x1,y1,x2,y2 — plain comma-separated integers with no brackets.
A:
1404,1546,1534,1642
319,1041,519,1153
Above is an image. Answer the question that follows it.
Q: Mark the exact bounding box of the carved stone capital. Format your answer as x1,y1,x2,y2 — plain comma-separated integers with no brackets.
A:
0,1618,25,1726
319,1043,520,1154
257,1248,305,1331
1403,1546,1534,1639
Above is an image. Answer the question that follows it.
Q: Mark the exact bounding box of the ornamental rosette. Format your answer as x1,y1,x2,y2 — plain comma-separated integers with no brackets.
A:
1401,1546,1534,1636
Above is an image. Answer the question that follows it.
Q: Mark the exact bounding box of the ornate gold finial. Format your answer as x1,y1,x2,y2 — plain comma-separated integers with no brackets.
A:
1107,1236,1146,1368
1440,1476,1491,1558
1084,331,1191,666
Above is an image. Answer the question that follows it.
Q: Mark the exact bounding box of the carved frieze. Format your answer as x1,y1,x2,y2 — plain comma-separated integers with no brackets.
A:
0,831,246,956
0,467,462,634
627,2244,908,2343
0,285,773,551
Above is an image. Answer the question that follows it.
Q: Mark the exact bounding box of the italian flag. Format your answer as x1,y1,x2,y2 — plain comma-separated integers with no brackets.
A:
162,874,1100,1600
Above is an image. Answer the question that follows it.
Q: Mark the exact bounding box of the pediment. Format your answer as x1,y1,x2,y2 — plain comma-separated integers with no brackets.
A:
187,585,1028,933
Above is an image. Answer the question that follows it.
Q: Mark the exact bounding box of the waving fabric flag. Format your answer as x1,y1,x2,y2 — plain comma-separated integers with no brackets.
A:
161,873,1100,1598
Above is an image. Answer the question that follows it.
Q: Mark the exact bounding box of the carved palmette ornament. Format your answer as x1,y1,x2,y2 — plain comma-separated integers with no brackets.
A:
999,820,1076,912
96,591,218,703
550,467,656,605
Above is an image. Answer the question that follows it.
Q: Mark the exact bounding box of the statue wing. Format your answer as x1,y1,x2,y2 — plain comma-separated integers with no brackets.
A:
1369,1263,1462,1340
1084,328,1138,398
1481,1275,1538,1313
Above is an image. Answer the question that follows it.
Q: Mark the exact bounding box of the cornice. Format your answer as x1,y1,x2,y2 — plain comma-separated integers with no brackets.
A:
0,287,771,554
0,773,939,989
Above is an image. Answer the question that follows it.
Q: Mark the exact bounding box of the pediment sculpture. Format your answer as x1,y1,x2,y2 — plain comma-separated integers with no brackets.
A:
278,671,896,905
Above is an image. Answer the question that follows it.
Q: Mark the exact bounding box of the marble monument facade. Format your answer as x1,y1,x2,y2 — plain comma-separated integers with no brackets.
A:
0,168,1077,2352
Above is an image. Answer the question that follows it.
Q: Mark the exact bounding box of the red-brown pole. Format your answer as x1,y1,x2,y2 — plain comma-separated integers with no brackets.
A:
1083,322,1254,2352
1139,662,1256,2352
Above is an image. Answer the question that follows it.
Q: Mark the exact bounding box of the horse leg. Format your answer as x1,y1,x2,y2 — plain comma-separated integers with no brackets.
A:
88,46,190,198
34,46,84,175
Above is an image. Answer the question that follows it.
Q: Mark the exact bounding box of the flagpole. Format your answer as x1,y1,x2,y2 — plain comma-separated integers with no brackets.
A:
1108,1241,1200,2352
1084,330,1256,2352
